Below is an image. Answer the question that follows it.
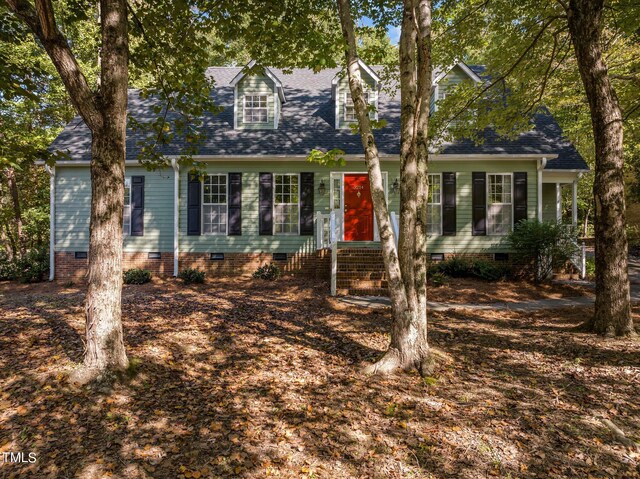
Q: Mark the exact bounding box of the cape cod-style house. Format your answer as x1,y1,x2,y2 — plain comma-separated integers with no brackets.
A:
45,61,589,295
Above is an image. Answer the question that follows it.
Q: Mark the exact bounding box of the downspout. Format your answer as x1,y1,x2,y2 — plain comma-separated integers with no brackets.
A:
537,157,547,221
44,165,56,281
171,159,179,276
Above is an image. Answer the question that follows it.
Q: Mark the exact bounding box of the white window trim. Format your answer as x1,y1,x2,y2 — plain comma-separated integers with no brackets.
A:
344,90,376,122
273,173,300,236
123,177,131,237
486,172,514,236
427,172,443,236
201,173,228,236
243,95,268,124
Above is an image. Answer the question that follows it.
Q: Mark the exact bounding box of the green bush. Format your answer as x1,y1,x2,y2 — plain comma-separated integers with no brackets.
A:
12,248,49,283
507,220,579,283
123,268,152,285
428,271,447,287
429,257,508,282
585,257,595,280
252,262,281,281
0,250,16,281
471,259,509,281
179,267,205,284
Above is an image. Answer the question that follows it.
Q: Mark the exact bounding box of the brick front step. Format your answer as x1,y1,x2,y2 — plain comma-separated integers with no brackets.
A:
337,287,388,296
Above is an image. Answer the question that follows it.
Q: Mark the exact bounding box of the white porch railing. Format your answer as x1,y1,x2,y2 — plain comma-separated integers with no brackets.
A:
569,240,587,279
316,211,398,296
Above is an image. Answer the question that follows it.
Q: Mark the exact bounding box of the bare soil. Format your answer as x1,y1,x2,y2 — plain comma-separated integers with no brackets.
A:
0,278,638,479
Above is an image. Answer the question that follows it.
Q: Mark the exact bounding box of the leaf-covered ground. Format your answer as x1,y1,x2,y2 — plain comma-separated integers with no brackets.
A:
0,279,638,479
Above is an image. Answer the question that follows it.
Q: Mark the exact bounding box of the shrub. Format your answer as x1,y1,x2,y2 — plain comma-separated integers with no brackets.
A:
123,268,152,285
507,220,579,283
435,256,473,278
179,267,205,284
585,257,595,280
13,248,49,283
428,271,447,287
470,259,509,281
0,250,16,281
252,262,281,281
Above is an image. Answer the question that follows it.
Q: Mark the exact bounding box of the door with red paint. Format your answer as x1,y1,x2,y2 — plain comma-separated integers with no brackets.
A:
343,174,374,241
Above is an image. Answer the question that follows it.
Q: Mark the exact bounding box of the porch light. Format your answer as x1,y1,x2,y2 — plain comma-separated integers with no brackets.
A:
391,178,400,194
318,180,326,196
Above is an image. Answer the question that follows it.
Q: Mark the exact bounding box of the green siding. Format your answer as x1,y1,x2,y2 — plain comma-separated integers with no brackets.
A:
54,159,543,257
336,69,377,129
427,162,538,253
54,166,174,252
236,75,276,129
431,65,473,114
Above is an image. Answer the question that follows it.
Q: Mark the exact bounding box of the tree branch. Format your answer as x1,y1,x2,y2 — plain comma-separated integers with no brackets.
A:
5,0,103,131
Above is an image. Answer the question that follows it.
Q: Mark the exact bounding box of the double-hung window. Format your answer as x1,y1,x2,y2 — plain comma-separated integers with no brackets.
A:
123,177,131,236
244,95,268,123
203,174,227,235
487,174,513,235
427,173,442,235
274,174,299,235
344,91,371,121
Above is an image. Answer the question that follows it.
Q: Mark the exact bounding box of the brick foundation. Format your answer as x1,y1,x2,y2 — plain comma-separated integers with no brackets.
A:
55,252,175,281
55,250,331,282
179,251,330,279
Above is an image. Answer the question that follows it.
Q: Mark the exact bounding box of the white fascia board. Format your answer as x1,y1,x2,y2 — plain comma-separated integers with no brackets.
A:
331,59,380,85
433,61,482,85
230,60,286,103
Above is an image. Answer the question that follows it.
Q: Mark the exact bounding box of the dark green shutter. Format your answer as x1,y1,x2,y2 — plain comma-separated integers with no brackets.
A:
513,172,528,226
300,173,314,236
259,173,273,235
228,173,242,236
187,173,201,236
131,176,145,236
442,172,456,236
472,172,486,236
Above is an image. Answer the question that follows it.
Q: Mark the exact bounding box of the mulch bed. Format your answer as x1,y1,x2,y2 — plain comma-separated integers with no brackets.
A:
0,278,638,479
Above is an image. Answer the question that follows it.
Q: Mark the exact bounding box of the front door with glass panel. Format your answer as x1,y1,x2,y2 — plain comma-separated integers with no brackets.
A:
343,174,374,241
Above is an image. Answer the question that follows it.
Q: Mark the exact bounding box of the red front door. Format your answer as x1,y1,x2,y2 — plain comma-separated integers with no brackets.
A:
344,174,374,241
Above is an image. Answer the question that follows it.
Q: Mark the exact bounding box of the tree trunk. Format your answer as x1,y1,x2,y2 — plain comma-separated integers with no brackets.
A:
5,167,25,256
83,0,130,374
336,0,434,375
6,0,131,378
567,0,635,337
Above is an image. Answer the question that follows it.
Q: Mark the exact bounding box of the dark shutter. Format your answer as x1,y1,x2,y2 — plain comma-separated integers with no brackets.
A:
187,173,201,236
228,173,242,236
300,172,314,236
259,173,273,235
513,172,528,226
131,176,145,236
472,172,486,236
442,172,456,236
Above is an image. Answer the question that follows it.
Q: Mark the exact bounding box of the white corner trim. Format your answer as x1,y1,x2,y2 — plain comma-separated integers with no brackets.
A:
335,83,340,130
171,159,180,277
233,86,238,130
44,165,56,281
274,91,279,129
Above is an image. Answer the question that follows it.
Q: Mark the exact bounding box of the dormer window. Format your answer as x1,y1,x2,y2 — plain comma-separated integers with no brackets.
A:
244,95,268,123
344,91,371,121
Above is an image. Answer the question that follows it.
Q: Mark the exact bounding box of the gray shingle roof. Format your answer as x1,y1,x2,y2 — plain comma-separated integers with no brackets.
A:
49,66,588,170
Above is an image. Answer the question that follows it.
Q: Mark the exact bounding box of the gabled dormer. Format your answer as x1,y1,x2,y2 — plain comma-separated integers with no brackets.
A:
332,60,380,130
230,60,286,130
431,61,483,114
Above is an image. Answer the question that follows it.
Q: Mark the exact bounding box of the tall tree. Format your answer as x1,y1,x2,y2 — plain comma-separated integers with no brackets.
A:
4,0,222,380
433,0,639,337
566,0,634,336
6,0,131,376
335,0,434,375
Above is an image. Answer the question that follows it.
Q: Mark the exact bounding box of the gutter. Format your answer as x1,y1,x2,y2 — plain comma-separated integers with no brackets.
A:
171,159,179,276
44,165,56,281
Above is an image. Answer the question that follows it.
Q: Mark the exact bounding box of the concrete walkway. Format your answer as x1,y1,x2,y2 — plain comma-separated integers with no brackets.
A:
339,258,640,311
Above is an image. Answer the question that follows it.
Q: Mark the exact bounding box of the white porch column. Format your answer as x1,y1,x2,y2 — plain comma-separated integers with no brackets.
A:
572,180,578,226
556,183,562,222
45,165,56,281
537,157,547,221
